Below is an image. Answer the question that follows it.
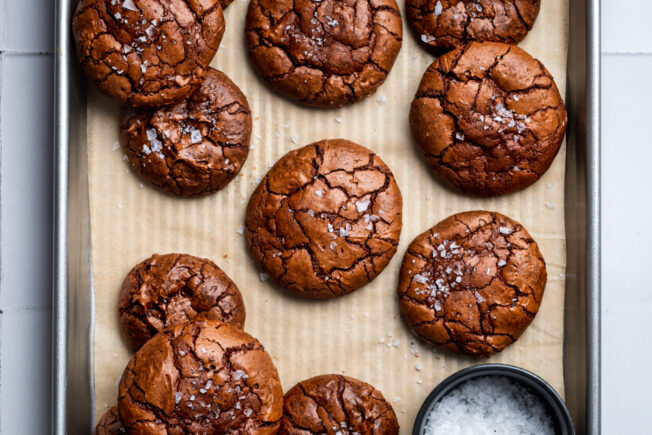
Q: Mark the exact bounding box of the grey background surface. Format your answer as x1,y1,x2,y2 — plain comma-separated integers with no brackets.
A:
0,0,650,432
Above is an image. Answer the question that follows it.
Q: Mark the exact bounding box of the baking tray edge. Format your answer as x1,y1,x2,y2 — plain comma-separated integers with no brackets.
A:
564,0,601,433
53,0,602,433
54,0,94,433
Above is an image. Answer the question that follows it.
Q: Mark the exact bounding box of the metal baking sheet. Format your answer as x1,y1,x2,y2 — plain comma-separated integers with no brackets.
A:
53,0,601,433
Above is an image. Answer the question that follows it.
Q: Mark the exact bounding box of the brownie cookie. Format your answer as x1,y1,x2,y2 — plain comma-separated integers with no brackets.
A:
121,68,252,196
118,319,284,433
406,0,541,53
245,139,403,299
410,42,567,196
119,253,245,352
94,407,125,435
245,0,403,107
72,0,225,108
397,211,546,357
280,374,399,434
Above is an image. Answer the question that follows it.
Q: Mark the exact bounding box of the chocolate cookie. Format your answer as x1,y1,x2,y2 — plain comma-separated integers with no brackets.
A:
397,211,547,357
72,0,225,108
245,0,403,107
118,319,284,433
220,0,235,9
280,374,399,434
410,42,567,196
119,253,245,352
94,407,125,435
406,0,541,53
245,139,403,299
121,68,252,196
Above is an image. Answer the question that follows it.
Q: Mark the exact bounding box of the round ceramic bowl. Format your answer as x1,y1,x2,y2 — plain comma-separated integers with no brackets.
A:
412,363,574,435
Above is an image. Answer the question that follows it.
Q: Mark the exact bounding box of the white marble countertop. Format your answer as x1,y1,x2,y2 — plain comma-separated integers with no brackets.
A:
1,0,650,432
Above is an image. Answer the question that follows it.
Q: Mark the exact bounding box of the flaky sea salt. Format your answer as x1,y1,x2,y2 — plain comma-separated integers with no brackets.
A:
234,370,248,380
146,128,157,142
123,0,138,11
413,273,429,284
434,0,443,16
355,199,370,212
189,127,202,144
423,376,554,435
145,24,156,38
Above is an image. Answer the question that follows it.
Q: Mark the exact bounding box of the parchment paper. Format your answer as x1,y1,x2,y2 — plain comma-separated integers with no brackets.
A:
89,0,569,430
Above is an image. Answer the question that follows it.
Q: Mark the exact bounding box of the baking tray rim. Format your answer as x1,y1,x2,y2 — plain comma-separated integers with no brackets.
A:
52,1,601,433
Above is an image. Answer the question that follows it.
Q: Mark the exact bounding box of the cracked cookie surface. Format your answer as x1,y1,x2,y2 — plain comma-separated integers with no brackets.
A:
406,0,540,53
410,42,567,196
245,139,403,299
119,253,246,352
73,0,225,108
118,319,283,434
280,374,399,434
121,68,251,196
397,211,546,357
94,406,125,435
245,0,403,107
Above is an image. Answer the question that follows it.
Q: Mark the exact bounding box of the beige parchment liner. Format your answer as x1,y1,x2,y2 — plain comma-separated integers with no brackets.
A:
90,0,569,430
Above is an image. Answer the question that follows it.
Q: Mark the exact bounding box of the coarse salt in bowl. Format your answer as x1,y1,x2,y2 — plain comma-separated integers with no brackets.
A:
412,364,574,435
